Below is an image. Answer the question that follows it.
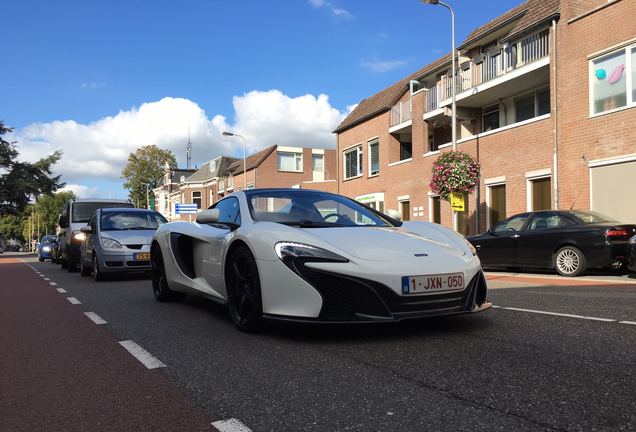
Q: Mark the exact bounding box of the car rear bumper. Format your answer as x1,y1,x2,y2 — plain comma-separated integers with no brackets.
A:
263,270,491,323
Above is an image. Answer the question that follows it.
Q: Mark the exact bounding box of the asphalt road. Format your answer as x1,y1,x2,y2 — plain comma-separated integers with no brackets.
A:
3,254,635,432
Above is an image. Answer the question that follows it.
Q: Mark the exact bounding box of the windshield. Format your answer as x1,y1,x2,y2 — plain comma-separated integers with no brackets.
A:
246,190,396,228
570,210,617,224
72,202,134,223
41,235,56,243
100,211,167,231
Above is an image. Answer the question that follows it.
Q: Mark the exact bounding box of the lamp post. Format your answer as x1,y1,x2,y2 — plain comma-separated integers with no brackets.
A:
222,131,247,189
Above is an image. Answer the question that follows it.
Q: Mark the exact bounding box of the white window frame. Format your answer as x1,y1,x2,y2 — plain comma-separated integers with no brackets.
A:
277,151,303,172
343,145,363,180
589,42,635,117
368,139,380,177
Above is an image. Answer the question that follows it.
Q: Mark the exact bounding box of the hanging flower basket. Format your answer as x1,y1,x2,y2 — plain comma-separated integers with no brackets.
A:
429,151,480,200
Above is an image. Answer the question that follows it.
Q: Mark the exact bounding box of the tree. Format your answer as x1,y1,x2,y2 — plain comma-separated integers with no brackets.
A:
0,120,64,215
34,190,75,234
0,214,26,243
121,145,176,207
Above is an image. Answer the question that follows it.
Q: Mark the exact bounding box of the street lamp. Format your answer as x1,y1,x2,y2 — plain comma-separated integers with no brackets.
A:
422,0,459,232
222,131,247,189
421,0,456,152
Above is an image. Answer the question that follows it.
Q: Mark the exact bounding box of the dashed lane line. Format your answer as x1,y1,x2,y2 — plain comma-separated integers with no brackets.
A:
119,340,166,369
84,312,107,325
49,282,57,286
56,288,67,294
43,277,50,281
494,305,635,326
212,418,253,432
66,297,81,305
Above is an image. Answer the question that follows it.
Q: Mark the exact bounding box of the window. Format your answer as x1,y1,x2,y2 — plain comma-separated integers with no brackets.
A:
429,196,441,224
528,213,569,230
400,200,410,221
399,141,412,161
488,184,506,228
530,177,551,211
344,146,362,179
192,191,202,209
209,160,217,173
278,151,303,172
537,88,550,116
493,214,529,232
515,93,535,122
227,175,233,189
368,140,380,176
483,104,499,131
180,175,185,182
591,49,628,114
212,197,241,226
312,154,324,182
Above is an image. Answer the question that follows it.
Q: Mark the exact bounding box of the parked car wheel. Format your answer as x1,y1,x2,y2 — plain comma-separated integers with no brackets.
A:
92,254,105,282
151,246,185,302
225,246,263,333
554,246,587,277
67,258,76,273
80,258,91,276
38,256,44,262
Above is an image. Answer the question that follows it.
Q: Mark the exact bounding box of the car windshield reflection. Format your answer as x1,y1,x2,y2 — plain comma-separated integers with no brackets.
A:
100,211,167,231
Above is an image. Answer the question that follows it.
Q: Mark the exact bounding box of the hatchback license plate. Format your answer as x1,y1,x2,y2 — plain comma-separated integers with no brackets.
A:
401,273,464,294
134,252,150,261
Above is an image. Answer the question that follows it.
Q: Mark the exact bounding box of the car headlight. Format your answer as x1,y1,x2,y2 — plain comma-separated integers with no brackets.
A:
72,231,86,242
464,238,477,256
101,237,123,249
275,242,348,273
42,246,50,251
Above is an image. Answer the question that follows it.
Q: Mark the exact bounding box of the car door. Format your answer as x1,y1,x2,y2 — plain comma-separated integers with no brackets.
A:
82,214,98,266
194,197,241,299
515,212,574,269
476,213,531,268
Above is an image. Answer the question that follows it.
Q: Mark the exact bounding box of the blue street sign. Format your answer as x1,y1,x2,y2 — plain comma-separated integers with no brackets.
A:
175,204,198,214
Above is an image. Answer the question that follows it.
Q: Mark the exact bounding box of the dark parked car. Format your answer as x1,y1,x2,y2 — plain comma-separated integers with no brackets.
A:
37,235,57,262
50,237,62,264
467,210,636,277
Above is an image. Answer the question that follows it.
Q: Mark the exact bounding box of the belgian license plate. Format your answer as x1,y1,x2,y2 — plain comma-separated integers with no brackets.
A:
134,252,150,261
401,272,464,294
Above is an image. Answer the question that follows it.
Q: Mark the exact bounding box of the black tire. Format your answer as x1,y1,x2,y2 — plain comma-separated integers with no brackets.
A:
80,256,91,276
151,246,186,302
226,246,263,332
38,257,44,262
61,258,67,269
93,254,105,282
554,246,587,277
67,257,76,273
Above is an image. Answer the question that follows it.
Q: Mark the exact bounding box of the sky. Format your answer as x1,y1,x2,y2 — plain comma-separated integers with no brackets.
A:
2,0,520,199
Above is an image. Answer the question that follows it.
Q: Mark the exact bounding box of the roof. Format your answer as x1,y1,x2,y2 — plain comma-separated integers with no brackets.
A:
334,54,451,133
184,156,239,183
227,145,277,175
157,168,197,187
334,0,559,134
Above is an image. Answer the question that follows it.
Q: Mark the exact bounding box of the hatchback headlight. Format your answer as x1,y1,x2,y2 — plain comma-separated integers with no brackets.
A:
101,237,122,249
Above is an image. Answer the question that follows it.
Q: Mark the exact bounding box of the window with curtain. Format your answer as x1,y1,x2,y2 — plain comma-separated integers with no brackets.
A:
277,152,303,172
591,49,627,114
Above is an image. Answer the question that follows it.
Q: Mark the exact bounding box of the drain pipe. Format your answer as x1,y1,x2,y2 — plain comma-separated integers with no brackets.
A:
552,18,559,209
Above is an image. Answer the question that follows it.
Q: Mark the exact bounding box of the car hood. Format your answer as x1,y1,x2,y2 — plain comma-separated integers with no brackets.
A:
99,229,156,244
302,226,465,261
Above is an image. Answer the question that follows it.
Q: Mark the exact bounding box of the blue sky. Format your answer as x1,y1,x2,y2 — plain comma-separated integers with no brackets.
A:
2,0,519,198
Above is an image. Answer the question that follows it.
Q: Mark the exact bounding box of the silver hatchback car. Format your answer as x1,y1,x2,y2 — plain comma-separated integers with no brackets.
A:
79,208,167,281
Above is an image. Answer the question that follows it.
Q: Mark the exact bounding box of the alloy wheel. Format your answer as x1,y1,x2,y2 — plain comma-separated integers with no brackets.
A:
556,249,580,275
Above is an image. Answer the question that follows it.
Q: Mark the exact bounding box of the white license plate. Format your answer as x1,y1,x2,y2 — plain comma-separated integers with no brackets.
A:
401,272,465,294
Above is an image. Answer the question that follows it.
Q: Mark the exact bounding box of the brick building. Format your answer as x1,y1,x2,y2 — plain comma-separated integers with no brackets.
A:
334,0,636,234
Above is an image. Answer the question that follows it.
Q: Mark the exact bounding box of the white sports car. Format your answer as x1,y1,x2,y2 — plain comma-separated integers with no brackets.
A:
151,189,491,331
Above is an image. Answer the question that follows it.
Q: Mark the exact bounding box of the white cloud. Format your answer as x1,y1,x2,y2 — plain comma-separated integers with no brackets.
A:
308,0,352,19
14,92,348,185
59,184,99,198
360,59,408,73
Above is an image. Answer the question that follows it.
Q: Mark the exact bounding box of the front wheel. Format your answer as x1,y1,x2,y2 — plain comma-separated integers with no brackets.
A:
93,254,105,282
80,256,91,276
554,246,586,277
226,246,263,332
151,246,186,302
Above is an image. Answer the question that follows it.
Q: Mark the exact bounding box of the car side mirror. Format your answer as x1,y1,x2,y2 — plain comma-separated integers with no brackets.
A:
80,226,92,234
58,214,68,228
386,209,402,221
196,209,220,224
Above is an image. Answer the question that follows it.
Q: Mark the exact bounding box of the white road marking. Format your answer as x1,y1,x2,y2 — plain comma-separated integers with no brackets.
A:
212,418,253,432
66,297,81,305
56,288,67,293
42,277,49,280
619,321,636,326
119,340,166,369
495,306,616,322
84,312,107,325
49,282,57,286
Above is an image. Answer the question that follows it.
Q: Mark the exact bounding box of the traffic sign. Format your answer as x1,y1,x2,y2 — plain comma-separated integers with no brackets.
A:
175,204,198,214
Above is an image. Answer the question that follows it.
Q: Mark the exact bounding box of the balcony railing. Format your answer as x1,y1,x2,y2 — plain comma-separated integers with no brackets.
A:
424,29,550,113
390,100,412,126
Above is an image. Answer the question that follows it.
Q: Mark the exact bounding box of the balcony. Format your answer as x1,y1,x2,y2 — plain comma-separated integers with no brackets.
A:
424,29,550,114
390,100,412,127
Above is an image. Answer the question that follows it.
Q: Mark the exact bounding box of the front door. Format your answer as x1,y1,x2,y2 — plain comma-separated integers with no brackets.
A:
476,213,530,268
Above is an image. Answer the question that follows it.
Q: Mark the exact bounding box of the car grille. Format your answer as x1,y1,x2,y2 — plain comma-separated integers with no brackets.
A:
125,244,143,250
105,261,123,267
296,264,487,321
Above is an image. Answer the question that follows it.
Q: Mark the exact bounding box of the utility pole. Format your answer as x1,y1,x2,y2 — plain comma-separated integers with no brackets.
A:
186,127,192,170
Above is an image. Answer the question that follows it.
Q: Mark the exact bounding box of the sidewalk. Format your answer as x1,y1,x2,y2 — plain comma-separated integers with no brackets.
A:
0,256,215,432
485,271,636,287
